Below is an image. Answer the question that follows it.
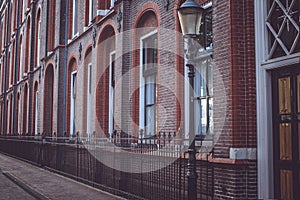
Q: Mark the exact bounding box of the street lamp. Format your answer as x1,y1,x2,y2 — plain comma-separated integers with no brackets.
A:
178,0,204,199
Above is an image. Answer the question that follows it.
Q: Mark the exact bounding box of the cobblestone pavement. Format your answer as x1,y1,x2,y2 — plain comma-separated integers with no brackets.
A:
0,153,125,200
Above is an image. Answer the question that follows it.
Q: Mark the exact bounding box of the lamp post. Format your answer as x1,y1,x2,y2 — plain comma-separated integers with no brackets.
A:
178,1,204,199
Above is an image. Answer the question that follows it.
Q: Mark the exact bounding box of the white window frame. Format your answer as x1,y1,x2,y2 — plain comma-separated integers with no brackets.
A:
89,0,93,23
70,71,77,136
37,18,41,67
110,0,115,9
139,30,158,136
72,0,79,37
109,51,116,138
19,40,23,80
87,64,92,136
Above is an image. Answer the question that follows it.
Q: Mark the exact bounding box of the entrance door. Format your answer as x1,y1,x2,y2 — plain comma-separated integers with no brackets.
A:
272,65,300,200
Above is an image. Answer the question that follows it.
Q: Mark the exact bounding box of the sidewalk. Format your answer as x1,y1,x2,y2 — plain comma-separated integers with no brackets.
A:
0,153,125,200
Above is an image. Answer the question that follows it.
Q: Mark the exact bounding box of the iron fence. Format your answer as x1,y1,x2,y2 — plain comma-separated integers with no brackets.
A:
0,131,214,200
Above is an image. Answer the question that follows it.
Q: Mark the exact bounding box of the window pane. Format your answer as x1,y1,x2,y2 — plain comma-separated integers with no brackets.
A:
207,57,213,96
201,99,207,135
267,0,300,59
195,60,207,97
146,105,155,135
72,73,77,98
199,8,212,50
194,100,201,135
143,33,158,71
194,99,208,136
146,76,155,105
208,98,213,135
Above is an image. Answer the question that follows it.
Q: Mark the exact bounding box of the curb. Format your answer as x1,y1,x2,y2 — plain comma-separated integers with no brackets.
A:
2,171,50,200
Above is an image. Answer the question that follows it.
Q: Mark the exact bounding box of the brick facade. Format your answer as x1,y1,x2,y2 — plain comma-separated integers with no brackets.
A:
0,0,258,198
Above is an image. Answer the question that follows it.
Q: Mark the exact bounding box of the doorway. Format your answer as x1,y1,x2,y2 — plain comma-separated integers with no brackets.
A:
272,65,300,200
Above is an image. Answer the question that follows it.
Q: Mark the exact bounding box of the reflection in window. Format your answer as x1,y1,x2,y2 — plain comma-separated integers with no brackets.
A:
198,7,212,51
194,57,213,136
141,32,158,136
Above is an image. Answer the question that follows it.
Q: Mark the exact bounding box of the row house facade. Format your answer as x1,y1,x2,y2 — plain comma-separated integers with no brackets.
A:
1,0,286,199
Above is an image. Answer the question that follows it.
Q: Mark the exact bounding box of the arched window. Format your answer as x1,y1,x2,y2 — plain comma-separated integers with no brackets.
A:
23,84,28,135
9,96,12,135
134,10,158,136
25,16,31,74
7,52,11,89
83,46,92,136
44,65,54,136
5,100,8,135
67,58,77,136
10,41,15,85
33,82,39,135
96,25,116,137
19,35,23,80
16,93,20,134
35,9,41,67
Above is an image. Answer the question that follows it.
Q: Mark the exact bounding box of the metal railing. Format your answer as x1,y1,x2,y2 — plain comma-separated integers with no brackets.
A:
0,131,214,200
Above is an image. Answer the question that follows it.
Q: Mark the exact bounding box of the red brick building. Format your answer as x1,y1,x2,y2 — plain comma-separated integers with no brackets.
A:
1,0,297,199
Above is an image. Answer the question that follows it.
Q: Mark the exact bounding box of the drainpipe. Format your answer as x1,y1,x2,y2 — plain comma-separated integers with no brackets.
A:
12,0,21,135
2,2,11,135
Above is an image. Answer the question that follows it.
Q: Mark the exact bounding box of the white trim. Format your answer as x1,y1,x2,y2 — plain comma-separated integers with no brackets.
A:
110,0,115,9
109,51,116,137
89,0,93,22
37,18,41,66
202,1,212,9
255,0,273,198
70,71,77,136
139,30,158,134
97,9,110,16
261,53,300,70
87,64,92,136
72,0,78,37
229,148,257,160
